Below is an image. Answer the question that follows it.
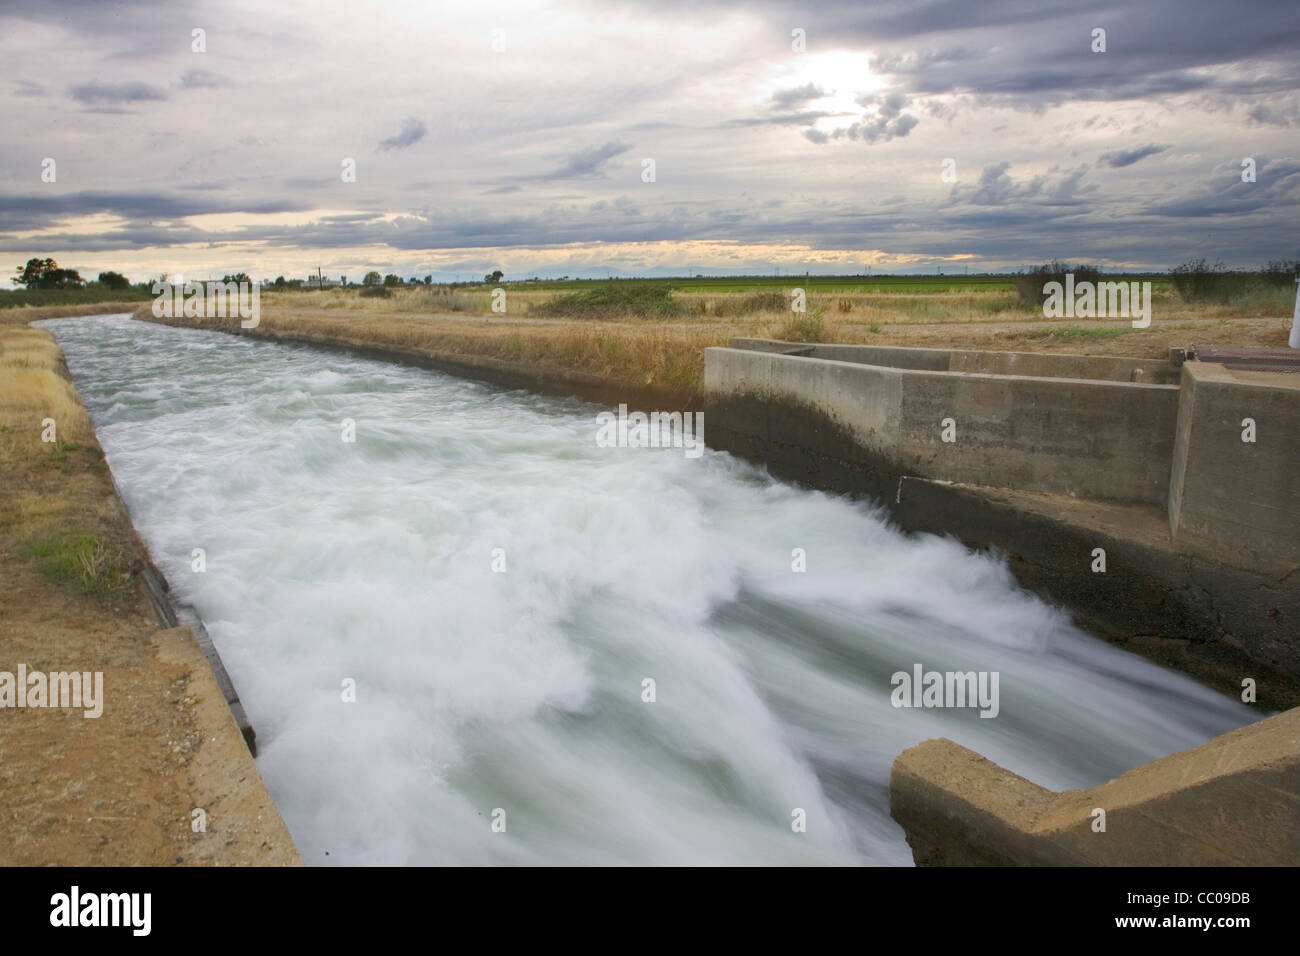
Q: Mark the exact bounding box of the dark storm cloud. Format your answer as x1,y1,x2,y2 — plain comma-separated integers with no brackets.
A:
1099,145,1168,168
1142,157,1300,217
179,69,228,89
68,81,167,105
713,0,1300,105
769,83,828,109
378,119,427,152
950,162,1096,207
0,191,313,232
804,112,919,145
725,110,841,129
538,141,631,180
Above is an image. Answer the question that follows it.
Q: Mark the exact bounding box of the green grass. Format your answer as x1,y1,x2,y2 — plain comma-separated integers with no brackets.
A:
528,281,686,319
500,273,1178,295
778,309,825,342
18,529,132,594
0,285,151,309
517,274,1021,294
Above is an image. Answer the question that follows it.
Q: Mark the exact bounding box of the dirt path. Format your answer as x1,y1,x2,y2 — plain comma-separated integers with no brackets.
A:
0,324,299,865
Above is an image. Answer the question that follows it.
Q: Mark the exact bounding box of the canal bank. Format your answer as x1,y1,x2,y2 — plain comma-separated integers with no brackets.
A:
0,320,299,865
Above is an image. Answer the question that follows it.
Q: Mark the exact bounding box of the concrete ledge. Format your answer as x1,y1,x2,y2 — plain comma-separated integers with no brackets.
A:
706,345,1178,504
727,337,1180,383
890,706,1300,866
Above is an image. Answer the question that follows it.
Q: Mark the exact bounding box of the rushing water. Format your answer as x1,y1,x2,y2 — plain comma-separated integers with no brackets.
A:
40,314,1257,865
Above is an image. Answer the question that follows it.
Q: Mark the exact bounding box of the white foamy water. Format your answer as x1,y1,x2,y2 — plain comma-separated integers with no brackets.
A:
41,314,1257,865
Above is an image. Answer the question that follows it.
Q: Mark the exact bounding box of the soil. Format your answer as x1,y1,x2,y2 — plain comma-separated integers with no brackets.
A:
0,329,299,866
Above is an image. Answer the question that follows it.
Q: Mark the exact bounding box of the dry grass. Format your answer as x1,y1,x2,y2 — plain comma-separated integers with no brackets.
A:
0,327,92,456
127,283,1297,393
0,325,135,599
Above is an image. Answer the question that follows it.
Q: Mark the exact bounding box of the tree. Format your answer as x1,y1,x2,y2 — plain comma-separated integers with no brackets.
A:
383,273,401,287
423,274,433,285
485,269,504,284
221,272,252,284
362,271,382,286
97,270,130,290
12,257,84,289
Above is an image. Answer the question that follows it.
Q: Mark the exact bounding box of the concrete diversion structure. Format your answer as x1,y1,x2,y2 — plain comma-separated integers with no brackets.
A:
703,338,1299,865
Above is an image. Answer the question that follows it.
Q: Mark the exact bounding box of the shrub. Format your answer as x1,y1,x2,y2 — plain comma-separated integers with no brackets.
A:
1260,258,1299,288
359,286,392,298
1014,260,1100,309
529,282,685,319
1169,258,1253,303
778,307,824,342
18,530,131,594
738,290,789,313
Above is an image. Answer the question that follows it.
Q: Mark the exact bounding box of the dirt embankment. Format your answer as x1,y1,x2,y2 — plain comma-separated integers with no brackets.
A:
1,302,143,326
0,324,299,865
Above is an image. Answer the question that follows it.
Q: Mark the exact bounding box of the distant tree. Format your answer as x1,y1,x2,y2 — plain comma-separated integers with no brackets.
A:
12,257,84,289
273,275,287,289
383,273,401,287
485,269,504,284
340,276,347,287
97,270,130,290
221,272,252,284
423,274,433,285
362,271,382,286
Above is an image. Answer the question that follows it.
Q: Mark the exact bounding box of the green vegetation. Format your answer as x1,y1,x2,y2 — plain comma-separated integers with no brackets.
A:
1036,325,1131,341
18,529,132,595
778,307,824,342
1170,257,1298,306
4,258,149,308
517,274,1018,295
0,284,151,308
11,257,84,290
529,281,686,319
97,270,131,290
1014,261,1102,309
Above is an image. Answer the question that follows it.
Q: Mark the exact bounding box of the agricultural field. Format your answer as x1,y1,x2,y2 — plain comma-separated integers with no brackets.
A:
143,274,1294,392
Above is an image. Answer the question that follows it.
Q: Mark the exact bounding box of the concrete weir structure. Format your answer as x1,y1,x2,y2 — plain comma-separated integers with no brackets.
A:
704,338,1300,865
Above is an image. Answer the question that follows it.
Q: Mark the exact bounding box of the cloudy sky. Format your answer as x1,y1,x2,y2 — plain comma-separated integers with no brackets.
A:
3,0,1298,282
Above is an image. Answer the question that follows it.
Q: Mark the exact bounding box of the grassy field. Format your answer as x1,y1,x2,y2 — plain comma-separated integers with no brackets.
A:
0,286,151,309
121,276,1296,392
